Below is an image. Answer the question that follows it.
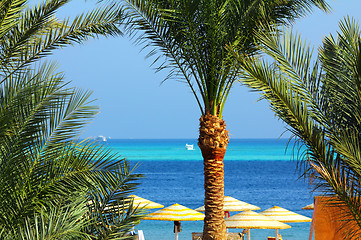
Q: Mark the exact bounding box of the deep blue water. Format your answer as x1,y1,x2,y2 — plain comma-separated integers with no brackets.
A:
104,139,314,240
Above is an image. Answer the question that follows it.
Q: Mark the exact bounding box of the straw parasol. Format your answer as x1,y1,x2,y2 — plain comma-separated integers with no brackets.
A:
225,210,290,240
260,206,312,223
143,203,205,240
129,195,164,209
260,206,311,240
195,196,260,216
102,195,164,212
302,203,314,210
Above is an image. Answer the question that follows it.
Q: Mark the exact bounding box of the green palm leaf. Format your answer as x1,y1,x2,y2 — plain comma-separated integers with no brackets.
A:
237,16,361,237
0,1,144,238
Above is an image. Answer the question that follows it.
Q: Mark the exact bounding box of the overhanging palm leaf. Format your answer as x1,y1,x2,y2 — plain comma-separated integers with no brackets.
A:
1,199,91,240
87,197,146,240
237,16,361,238
0,0,123,83
0,1,145,238
0,0,27,39
0,63,144,234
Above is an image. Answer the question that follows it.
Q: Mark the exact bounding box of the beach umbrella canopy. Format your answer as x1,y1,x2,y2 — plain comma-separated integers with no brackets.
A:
143,203,205,240
195,196,260,212
302,203,314,210
225,211,290,240
101,195,164,212
225,210,290,229
143,203,205,221
129,195,164,209
260,206,312,223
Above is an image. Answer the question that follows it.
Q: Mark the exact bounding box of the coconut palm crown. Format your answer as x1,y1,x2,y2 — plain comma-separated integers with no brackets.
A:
120,0,330,239
237,17,361,238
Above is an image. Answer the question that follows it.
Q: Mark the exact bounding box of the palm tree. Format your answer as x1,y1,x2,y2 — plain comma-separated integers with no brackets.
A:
0,1,143,238
120,0,330,239
237,17,361,238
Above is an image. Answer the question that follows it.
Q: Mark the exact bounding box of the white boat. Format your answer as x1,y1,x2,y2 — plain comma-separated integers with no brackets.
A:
95,135,107,142
185,144,194,150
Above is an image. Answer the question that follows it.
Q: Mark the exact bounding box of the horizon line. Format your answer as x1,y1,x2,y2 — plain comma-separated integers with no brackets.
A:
83,137,292,140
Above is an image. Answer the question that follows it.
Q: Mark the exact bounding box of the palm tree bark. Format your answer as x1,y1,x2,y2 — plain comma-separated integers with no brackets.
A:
198,114,229,240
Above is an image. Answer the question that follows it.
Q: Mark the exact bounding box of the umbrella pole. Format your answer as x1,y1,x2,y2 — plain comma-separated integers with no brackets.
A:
174,221,180,240
247,229,251,240
225,211,230,233
275,229,279,240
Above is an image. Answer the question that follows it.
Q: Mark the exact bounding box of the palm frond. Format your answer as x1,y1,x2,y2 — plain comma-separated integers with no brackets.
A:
122,0,329,116
237,17,361,237
0,0,27,39
0,1,144,238
2,199,91,240
0,0,124,83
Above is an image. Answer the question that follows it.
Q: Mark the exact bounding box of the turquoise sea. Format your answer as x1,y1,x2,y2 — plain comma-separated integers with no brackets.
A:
105,139,314,240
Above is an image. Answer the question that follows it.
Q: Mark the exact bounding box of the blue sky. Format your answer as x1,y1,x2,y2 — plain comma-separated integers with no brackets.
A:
46,0,361,139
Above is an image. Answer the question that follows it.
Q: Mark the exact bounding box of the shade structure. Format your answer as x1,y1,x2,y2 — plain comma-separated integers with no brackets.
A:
143,203,205,221
143,203,205,240
260,206,312,223
225,211,290,240
302,203,314,210
101,195,164,212
129,195,164,209
195,196,260,212
225,211,290,229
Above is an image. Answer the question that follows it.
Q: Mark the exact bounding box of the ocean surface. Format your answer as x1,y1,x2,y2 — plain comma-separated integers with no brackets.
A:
104,139,315,240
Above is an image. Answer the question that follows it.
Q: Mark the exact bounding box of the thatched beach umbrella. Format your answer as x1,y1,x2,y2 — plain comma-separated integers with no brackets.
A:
196,196,260,217
129,195,164,209
302,203,314,210
143,203,205,240
102,195,164,212
260,206,312,223
225,210,290,240
260,206,311,240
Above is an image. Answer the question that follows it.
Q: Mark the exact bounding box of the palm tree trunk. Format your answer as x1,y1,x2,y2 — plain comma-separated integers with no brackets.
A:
198,114,229,240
